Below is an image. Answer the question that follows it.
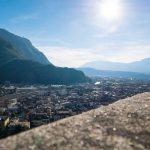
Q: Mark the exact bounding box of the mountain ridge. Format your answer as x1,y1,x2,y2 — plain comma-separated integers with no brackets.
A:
0,59,88,84
0,28,50,65
79,67,150,80
0,29,89,84
82,58,150,74
0,37,21,66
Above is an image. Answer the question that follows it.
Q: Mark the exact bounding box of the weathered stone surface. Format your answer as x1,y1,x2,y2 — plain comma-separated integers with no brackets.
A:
0,93,150,150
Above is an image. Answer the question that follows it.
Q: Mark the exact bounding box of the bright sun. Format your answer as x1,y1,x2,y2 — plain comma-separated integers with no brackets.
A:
98,0,123,22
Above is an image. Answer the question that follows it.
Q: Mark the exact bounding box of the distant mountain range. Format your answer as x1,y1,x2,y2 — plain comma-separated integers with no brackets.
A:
78,68,150,80
82,59,150,74
0,29,89,84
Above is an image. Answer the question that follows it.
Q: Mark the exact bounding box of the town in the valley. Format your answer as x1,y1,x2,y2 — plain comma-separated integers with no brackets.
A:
0,77,150,138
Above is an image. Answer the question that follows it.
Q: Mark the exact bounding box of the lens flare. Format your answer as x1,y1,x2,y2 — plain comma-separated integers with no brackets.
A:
98,0,123,22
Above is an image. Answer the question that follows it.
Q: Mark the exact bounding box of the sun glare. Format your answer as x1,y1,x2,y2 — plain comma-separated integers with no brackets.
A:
98,0,123,22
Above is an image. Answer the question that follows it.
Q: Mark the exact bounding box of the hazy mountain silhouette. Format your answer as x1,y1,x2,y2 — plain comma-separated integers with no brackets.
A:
79,68,150,80
0,29,89,84
82,59,150,74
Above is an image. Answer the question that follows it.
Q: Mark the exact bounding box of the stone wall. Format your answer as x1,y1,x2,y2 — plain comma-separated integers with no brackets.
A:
0,93,150,150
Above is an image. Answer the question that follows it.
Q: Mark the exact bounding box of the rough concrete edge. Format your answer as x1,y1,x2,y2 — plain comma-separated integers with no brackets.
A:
0,92,149,141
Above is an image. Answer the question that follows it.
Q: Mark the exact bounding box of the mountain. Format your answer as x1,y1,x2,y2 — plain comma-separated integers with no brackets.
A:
0,29,89,84
82,59,150,74
79,68,150,80
0,28,50,65
0,37,21,65
0,60,89,84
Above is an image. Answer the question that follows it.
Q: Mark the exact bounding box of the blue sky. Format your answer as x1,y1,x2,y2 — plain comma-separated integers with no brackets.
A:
0,0,150,67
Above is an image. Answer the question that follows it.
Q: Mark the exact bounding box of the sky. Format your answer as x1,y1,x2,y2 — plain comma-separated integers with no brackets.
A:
0,0,150,67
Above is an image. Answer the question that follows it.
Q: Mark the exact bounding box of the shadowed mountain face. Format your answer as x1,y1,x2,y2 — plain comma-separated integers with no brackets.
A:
82,59,150,74
0,38,21,65
0,28,50,65
0,29,89,84
0,59,88,84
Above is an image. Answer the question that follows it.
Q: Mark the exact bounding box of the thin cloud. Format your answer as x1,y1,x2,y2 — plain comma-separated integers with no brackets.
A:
10,14,38,23
37,46,106,67
36,43,150,67
32,38,69,47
